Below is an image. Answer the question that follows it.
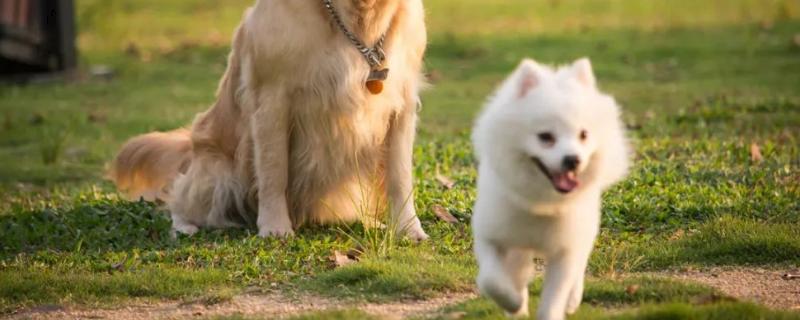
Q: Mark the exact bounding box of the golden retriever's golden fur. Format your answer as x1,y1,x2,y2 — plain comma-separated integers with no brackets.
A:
110,0,429,239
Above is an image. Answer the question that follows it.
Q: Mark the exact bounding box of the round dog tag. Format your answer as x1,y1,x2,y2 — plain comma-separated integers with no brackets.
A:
366,80,384,94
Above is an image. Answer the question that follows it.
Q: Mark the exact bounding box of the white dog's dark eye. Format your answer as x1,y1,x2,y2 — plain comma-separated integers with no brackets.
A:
579,130,588,141
538,132,556,145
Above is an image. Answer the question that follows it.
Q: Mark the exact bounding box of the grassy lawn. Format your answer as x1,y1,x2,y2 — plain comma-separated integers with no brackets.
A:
1,0,799,318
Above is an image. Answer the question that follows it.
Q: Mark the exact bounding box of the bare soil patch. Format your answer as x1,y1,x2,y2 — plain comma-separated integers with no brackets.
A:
658,267,800,310
8,291,477,320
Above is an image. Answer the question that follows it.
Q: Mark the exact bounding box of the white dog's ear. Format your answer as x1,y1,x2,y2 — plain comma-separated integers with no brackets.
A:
517,59,542,98
571,58,596,88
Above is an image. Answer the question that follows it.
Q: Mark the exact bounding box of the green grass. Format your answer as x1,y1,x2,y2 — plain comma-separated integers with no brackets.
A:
0,266,232,314
288,277,799,320
431,277,800,320
1,0,799,317
637,216,800,268
287,310,380,320
440,301,800,320
302,249,474,302
288,304,800,320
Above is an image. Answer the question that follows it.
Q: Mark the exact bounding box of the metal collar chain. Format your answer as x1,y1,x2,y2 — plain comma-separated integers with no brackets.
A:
323,0,387,69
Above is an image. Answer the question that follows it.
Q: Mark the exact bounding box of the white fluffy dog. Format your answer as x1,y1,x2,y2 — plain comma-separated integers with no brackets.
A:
471,58,630,319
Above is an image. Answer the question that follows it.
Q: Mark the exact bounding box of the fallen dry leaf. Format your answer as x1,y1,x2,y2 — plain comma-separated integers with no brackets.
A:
626,284,640,295
782,273,799,280
124,42,140,58
29,112,45,126
794,34,800,48
626,123,643,131
435,171,455,189
88,110,107,123
668,229,685,241
207,29,224,45
445,311,467,319
346,245,363,261
691,293,737,305
760,20,774,31
750,143,763,163
3,112,12,130
330,250,356,268
432,205,458,224
109,262,125,273
89,65,116,81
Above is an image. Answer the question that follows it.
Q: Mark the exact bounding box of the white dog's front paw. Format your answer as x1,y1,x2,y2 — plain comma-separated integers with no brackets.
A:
536,309,565,320
478,274,523,315
505,292,529,318
505,309,529,319
566,278,585,315
565,294,582,315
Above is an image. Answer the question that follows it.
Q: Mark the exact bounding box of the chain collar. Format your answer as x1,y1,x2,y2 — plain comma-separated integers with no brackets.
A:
323,0,387,69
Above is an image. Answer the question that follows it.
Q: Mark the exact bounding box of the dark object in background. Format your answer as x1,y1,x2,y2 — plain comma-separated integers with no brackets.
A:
0,0,76,80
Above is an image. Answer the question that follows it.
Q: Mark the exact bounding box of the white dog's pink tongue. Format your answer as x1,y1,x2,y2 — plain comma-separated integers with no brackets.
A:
552,171,579,193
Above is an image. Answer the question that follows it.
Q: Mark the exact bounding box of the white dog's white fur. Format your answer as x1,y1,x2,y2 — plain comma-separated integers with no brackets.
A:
471,58,630,319
110,0,428,240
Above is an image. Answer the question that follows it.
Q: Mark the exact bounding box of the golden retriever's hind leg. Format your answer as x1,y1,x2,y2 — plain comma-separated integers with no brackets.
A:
167,154,248,235
170,212,200,238
168,171,208,237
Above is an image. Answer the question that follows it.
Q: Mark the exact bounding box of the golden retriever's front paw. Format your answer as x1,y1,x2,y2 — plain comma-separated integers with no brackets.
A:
256,204,294,238
404,225,429,242
258,225,295,238
395,217,428,241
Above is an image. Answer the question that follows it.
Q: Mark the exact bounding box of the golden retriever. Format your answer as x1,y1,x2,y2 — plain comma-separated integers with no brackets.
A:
110,0,429,240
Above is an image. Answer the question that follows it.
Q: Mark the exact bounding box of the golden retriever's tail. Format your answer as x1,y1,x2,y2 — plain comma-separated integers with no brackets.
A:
109,129,192,201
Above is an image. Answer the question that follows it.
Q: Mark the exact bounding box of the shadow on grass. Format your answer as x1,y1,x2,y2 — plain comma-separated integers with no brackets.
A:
642,216,800,268
0,195,352,312
591,215,800,274
300,247,475,302
0,266,233,314
0,195,347,257
0,199,175,256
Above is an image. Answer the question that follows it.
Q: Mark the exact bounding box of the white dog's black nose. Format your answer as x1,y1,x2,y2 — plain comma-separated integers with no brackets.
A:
562,155,580,171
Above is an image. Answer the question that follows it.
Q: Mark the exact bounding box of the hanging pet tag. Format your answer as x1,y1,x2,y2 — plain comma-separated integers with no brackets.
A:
366,68,389,95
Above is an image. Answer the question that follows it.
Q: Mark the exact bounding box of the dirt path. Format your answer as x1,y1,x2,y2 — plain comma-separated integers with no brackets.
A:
656,267,800,310
8,292,478,320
